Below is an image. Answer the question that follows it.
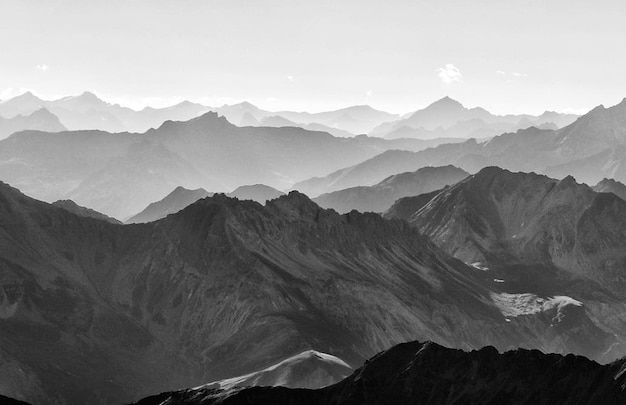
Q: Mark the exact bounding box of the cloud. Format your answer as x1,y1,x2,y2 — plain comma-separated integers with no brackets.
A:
36,64,49,72
438,64,463,86
287,75,295,81
496,70,528,82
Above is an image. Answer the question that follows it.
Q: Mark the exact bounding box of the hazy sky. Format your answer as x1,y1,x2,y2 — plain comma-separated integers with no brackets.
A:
1,0,624,115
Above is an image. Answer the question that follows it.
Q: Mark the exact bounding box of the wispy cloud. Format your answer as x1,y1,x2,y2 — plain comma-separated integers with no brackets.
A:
36,64,49,72
438,64,463,86
287,75,295,82
496,70,528,82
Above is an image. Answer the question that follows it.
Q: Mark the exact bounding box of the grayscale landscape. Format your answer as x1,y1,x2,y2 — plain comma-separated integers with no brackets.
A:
1,1,626,404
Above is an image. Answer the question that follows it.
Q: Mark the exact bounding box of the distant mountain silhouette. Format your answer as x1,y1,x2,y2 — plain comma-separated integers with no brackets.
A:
296,99,626,195
0,111,461,218
0,108,66,140
370,96,578,139
126,186,213,224
0,91,211,133
593,178,626,201
312,166,468,213
134,341,626,405
228,184,284,203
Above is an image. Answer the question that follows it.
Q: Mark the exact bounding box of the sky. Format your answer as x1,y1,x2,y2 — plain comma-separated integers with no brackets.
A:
0,0,625,115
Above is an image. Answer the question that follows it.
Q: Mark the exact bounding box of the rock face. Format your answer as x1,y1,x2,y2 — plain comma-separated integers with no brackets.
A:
52,199,122,224
312,166,468,213
126,186,212,224
2,179,626,404
133,341,626,405
386,167,626,296
228,184,285,203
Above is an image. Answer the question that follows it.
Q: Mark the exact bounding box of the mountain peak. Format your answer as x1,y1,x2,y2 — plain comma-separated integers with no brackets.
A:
429,96,464,109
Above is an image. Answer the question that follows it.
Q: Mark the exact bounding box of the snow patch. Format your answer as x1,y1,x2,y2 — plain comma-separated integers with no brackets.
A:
470,262,489,271
493,279,505,283
195,350,350,390
490,293,582,318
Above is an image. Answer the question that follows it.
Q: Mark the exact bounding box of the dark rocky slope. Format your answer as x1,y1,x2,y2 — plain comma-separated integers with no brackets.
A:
134,340,626,405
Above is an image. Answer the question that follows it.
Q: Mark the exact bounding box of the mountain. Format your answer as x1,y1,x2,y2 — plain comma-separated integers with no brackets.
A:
228,184,285,203
2,181,624,404
0,108,66,140
134,341,626,405
212,103,398,135
126,186,213,224
384,167,626,298
0,111,460,218
370,96,579,139
296,98,626,195
593,178,626,201
259,116,355,138
276,105,399,134
52,199,122,224
199,350,352,390
0,91,211,133
312,166,469,213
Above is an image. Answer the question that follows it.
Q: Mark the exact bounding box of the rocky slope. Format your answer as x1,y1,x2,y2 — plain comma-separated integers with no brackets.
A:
385,167,626,295
312,166,468,213
1,180,623,404
52,199,122,224
134,341,626,405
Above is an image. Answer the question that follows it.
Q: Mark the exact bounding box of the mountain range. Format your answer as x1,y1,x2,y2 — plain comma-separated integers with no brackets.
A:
0,112,457,219
294,98,626,196
2,178,625,404
312,165,469,214
370,96,579,139
127,184,284,224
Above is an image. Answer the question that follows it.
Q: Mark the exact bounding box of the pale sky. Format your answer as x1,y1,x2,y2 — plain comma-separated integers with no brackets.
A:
0,0,625,115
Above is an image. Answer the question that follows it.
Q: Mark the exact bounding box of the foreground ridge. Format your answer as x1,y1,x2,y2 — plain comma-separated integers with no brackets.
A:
134,340,626,405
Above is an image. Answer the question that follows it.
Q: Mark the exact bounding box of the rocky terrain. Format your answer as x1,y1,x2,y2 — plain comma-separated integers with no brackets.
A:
134,341,626,405
1,179,624,404
52,199,122,224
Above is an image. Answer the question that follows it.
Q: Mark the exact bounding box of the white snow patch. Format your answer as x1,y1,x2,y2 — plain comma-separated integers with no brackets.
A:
493,279,505,283
470,262,489,271
195,350,350,390
490,292,582,318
